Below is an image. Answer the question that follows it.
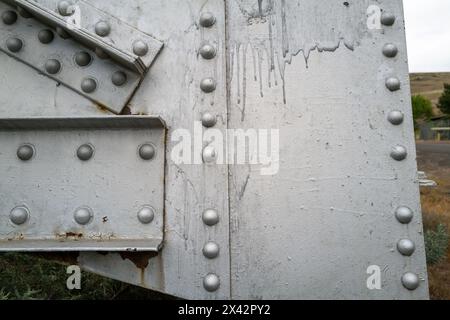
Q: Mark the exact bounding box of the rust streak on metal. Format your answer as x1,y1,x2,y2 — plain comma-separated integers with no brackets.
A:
119,251,158,269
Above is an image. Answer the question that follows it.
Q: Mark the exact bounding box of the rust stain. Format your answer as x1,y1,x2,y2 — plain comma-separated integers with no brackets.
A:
93,102,111,114
56,232,83,240
119,251,158,269
120,105,132,115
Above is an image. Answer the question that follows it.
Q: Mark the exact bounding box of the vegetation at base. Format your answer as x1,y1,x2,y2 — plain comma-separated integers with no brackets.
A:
412,94,434,129
425,224,449,266
437,83,450,115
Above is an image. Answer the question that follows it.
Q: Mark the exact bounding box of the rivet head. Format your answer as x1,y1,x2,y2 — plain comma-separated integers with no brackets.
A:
74,207,93,225
202,209,219,226
133,40,148,56
200,78,216,93
202,146,217,163
95,21,111,37
2,10,18,25
395,207,414,224
381,12,396,26
382,43,398,58
203,274,220,292
56,26,71,39
139,144,156,161
402,272,420,290
38,29,54,44
199,43,217,60
58,1,74,16
388,111,404,125
81,78,97,93
200,12,216,28
10,206,30,225
386,77,401,91
6,38,23,53
95,47,109,59
391,145,407,161
17,144,34,161
137,206,155,224
17,6,32,18
112,71,127,86
397,239,416,256
201,112,217,128
45,59,61,75
203,242,220,259
77,144,94,161
75,51,92,67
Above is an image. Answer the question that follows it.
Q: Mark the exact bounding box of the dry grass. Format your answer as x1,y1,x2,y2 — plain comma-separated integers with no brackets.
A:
410,72,450,115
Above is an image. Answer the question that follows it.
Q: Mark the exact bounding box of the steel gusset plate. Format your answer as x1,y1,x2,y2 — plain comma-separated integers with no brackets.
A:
0,116,166,252
0,1,141,114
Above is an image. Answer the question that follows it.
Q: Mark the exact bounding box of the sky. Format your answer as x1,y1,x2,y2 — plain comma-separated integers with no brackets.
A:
404,0,450,73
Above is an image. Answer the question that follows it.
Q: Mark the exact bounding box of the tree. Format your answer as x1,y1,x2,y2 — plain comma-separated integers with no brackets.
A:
411,94,433,129
437,83,450,115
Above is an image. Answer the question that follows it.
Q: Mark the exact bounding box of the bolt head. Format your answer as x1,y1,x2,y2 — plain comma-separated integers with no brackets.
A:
202,209,219,226
77,144,94,161
200,78,216,93
203,242,220,259
10,206,30,225
95,47,109,59
133,40,148,56
395,206,414,224
397,239,415,256
203,274,220,292
95,21,111,37
45,59,61,75
200,12,216,28
386,77,401,92
202,146,217,163
74,207,93,225
137,206,155,224
381,12,396,26
6,38,23,53
2,10,18,25
17,6,32,18
112,71,127,86
75,51,92,67
56,26,71,39
201,112,217,128
38,29,54,44
81,78,97,94
17,144,34,161
402,272,420,290
200,43,217,60
391,145,407,161
58,1,74,16
139,144,156,160
382,43,398,58
388,111,404,125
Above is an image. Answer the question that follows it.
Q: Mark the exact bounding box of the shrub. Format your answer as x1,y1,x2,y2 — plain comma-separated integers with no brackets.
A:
412,94,434,129
437,83,450,115
425,224,449,265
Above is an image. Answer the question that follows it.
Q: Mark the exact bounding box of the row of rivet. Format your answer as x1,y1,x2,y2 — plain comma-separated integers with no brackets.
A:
9,205,155,226
199,11,220,293
383,12,420,292
16,143,156,161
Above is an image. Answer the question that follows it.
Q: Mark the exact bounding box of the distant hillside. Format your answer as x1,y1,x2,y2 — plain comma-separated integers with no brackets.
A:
410,72,450,116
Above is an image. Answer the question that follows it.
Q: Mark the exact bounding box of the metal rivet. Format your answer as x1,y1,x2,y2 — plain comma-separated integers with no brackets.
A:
202,146,216,163
95,47,109,59
17,6,32,18
402,272,420,290
201,112,217,128
200,78,216,93
203,242,220,259
10,206,29,225
95,21,111,37
133,40,148,56
58,1,74,16
45,59,61,75
382,43,398,58
6,38,23,53
81,78,97,93
200,12,216,28
112,71,127,87
77,144,94,161
74,207,93,225
391,145,407,161
38,29,54,44
56,26,71,39
203,274,220,292
395,207,414,224
381,12,396,26
200,43,217,60
202,209,219,226
75,51,92,67
386,77,401,91
139,144,156,161
2,10,18,25
388,111,404,125
397,239,416,256
17,144,34,161
137,206,155,224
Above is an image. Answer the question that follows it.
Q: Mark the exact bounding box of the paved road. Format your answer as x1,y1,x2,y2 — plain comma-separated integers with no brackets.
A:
416,141,450,173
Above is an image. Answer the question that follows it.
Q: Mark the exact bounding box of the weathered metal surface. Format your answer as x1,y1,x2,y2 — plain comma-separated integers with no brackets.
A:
0,116,165,251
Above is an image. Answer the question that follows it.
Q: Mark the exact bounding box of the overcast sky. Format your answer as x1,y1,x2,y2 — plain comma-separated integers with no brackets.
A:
404,0,450,73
